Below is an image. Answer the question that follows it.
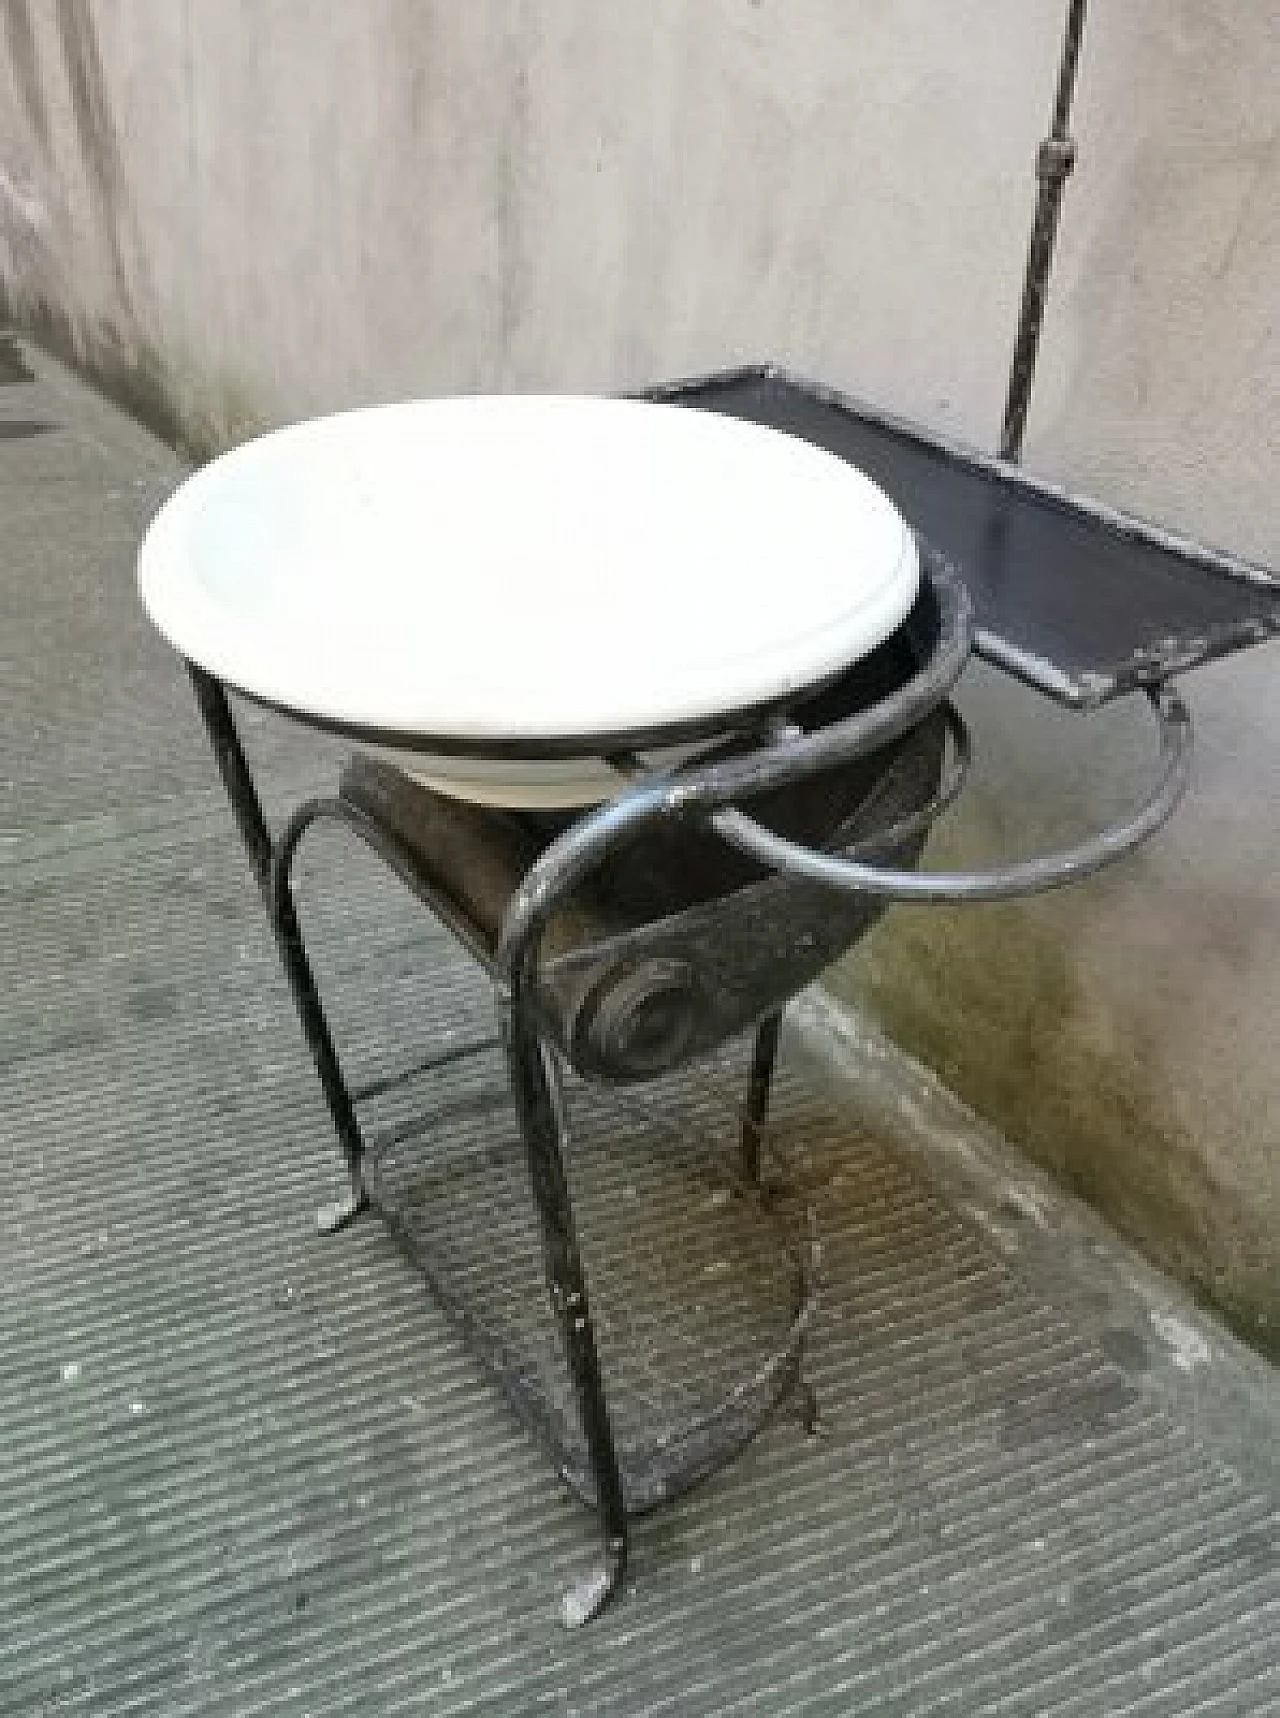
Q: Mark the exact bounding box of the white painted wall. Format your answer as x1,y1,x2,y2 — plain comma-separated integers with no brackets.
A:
2,0,1276,1346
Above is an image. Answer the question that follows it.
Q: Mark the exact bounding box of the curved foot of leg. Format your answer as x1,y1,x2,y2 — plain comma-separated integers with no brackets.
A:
561,1535,627,1628
794,1379,824,1439
315,1183,369,1236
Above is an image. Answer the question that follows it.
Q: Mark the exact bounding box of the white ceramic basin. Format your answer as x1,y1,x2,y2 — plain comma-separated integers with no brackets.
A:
138,395,919,805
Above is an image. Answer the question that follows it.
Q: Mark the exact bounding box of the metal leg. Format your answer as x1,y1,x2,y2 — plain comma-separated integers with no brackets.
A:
502,989,629,1626
270,825,369,1232
793,1379,824,1439
741,1009,783,1187
741,1008,825,1437
188,667,368,1231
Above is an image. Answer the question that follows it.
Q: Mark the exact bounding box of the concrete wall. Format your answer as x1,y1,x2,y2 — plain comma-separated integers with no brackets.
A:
2,0,1276,1351
0,0,1063,448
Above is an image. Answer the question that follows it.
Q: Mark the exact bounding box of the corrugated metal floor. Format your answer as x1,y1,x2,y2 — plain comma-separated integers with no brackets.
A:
3,343,1278,1716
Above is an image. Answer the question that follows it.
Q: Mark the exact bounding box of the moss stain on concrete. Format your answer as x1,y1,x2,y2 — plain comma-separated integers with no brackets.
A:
831,873,1279,1361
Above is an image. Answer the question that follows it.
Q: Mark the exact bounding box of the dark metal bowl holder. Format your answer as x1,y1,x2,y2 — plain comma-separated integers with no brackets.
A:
186,358,1278,1624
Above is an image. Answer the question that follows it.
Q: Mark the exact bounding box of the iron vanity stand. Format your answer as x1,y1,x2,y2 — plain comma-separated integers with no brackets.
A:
153,0,1280,1626
177,369,1279,1625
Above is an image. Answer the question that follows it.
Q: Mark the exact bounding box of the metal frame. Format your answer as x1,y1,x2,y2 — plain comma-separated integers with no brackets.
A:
182,559,966,1622
147,0,1253,1638
185,526,1196,1624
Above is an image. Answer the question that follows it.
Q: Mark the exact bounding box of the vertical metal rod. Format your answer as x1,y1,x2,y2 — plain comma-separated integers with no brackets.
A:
493,784,678,1622
271,812,367,1223
741,1010,784,1186
188,666,366,1225
999,0,1089,462
502,986,629,1625
188,665,274,894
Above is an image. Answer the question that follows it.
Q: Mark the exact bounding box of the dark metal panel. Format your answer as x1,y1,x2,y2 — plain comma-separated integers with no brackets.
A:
647,366,1280,708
